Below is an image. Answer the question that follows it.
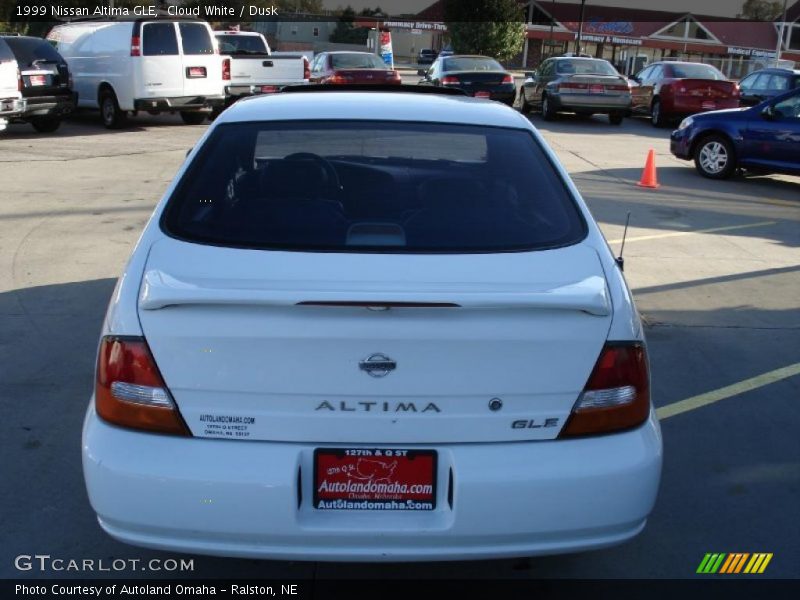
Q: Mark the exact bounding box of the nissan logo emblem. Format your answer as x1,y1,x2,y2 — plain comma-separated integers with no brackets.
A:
359,353,397,378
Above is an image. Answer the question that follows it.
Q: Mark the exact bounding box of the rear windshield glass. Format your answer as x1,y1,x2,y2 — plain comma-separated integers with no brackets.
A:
556,59,617,76
330,54,386,69
217,34,268,55
143,23,178,56
162,121,585,253
4,37,63,66
443,57,503,72
179,23,214,55
668,63,725,80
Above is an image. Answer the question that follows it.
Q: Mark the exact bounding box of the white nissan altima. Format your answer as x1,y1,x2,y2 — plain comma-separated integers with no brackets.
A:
84,86,662,561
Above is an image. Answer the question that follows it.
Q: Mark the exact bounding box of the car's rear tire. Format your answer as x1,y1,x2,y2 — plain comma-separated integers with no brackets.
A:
180,111,207,125
651,99,667,128
29,116,61,133
609,113,624,125
100,89,127,129
694,135,736,179
541,94,556,121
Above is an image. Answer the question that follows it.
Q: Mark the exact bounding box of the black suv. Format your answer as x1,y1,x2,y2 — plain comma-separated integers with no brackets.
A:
1,35,76,132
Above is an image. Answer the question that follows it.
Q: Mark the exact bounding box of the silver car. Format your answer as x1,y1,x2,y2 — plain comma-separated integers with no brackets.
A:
519,57,632,125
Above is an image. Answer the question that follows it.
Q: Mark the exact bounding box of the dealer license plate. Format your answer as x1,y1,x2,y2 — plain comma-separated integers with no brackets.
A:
314,448,437,511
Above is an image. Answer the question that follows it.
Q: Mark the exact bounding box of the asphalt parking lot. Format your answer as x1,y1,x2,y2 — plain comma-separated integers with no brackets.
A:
0,98,798,580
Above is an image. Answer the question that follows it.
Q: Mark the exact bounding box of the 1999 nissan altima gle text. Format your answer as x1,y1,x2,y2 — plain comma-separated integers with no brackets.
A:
83,86,662,562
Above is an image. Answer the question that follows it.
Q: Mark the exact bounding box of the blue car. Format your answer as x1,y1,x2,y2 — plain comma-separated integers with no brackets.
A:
670,86,800,179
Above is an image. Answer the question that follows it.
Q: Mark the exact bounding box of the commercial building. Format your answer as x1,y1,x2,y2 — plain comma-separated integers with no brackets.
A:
411,0,800,75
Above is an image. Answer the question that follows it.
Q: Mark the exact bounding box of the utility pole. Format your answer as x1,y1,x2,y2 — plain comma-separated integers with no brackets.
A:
575,0,587,55
774,0,789,67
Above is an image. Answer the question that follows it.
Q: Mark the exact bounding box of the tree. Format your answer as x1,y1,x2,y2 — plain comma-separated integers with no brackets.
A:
443,0,525,62
330,5,368,44
738,0,784,20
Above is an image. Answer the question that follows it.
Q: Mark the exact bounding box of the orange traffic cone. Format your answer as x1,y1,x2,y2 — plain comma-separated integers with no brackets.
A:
637,149,660,189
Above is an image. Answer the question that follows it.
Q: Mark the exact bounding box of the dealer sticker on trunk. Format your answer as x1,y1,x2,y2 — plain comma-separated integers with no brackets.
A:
314,448,437,511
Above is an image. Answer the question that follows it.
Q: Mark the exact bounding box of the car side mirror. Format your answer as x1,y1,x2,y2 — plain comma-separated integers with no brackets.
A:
761,105,776,120
525,71,536,79
417,69,427,76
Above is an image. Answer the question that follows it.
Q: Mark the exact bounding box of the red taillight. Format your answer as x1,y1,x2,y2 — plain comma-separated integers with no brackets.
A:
328,73,353,84
559,343,650,437
130,35,141,57
303,56,310,80
387,70,402,83
222,58,231,81
96,336,189,436
606,84,630,91
441,75,459,85
501,74,514,84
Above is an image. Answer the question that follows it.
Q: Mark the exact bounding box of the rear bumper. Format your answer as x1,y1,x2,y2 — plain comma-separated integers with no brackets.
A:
18,92,75,118
83,404,662,561
134,95,225,112
0,97,26,118
550,93,631,113
226,83,302,98
668,97,739,116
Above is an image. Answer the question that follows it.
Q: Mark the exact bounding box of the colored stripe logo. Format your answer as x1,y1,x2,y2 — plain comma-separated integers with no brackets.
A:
697,553,773,574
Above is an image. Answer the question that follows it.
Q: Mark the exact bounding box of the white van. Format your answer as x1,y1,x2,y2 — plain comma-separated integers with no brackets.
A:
0,37,26,132
48,19,225,127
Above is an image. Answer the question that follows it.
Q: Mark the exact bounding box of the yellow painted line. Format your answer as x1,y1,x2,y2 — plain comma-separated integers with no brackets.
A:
744,554,760,574
657,362,800,420
758,553,773,574
607,220,776,244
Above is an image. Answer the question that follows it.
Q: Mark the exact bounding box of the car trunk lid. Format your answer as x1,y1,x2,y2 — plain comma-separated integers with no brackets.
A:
137,237,613,444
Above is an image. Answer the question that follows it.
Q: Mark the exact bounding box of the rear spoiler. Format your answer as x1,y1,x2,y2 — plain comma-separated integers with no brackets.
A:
139,270,611,316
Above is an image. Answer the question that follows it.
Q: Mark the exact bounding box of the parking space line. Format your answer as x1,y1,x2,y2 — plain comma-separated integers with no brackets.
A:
657,362,800,420
608,221,776,244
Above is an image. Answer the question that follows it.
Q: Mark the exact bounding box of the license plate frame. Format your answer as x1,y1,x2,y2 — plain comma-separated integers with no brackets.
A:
589,84,605,94
313,448,437,511
29,75,47,87
473,90,491,98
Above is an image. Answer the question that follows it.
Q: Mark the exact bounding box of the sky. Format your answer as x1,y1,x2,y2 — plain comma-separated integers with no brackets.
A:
321,0,756,19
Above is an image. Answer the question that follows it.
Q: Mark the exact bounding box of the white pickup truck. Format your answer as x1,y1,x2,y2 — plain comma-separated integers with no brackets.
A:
0,37,26,132
215,30,308,112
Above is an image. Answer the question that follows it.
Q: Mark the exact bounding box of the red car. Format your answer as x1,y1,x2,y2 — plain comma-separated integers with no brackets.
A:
630,61,739,127
309,51,402,85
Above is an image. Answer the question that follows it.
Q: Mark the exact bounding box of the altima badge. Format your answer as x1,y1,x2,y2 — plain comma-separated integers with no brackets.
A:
359,353,397,378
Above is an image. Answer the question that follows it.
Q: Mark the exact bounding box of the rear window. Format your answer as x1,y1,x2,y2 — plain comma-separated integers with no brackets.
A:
143,23,178,56
556,59,617,76
179,23,214,55
4,37,63,66
162,121,586,253
216,34,268,55
668,63,725,80
330,54,386,69
443,57,503,72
